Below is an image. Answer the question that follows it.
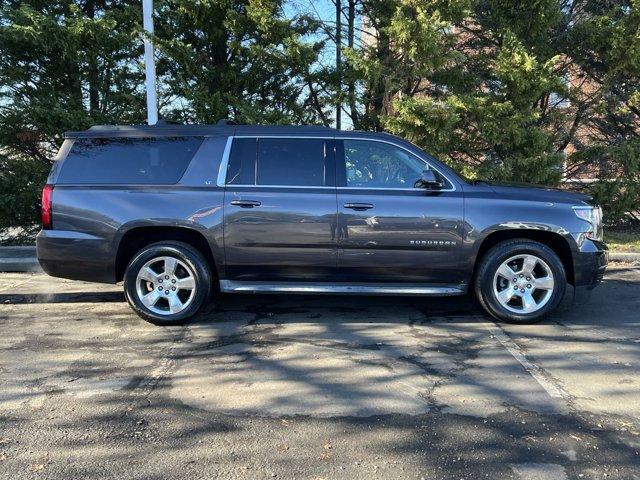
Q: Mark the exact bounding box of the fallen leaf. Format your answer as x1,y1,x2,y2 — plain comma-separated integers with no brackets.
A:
28,463,45,473
320,439,332,460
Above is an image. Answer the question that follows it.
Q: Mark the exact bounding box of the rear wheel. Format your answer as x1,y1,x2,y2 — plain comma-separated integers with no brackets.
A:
475,239,566,323
124,241,211,325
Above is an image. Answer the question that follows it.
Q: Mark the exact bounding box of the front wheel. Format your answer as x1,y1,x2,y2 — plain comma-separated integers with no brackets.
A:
474,239,566,323
123,241,211,325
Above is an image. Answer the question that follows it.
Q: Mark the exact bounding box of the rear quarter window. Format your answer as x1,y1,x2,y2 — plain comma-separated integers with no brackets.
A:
57,137,203,185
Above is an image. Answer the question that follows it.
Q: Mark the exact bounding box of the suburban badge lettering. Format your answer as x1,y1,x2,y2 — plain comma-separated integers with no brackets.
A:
410,240,457,246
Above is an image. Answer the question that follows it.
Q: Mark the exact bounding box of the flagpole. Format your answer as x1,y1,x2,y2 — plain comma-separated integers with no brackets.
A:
142,0,158,125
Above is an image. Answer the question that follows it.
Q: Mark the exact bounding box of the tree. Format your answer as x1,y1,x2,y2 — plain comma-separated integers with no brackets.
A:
563,0,640,222
153,0,332,124
0,154,49,235
347,0,568,184
346,0,640,219
0,0,146,232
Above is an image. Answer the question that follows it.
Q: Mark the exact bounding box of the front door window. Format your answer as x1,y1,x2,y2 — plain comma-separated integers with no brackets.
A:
344,139,437,189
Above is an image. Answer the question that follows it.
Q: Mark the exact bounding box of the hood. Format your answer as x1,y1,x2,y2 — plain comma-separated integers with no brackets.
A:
484,181,595,205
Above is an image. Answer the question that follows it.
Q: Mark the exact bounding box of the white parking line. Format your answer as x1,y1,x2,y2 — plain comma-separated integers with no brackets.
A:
486,323,569,400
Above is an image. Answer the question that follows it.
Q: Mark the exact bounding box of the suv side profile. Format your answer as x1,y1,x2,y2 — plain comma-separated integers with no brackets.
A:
37,123,609,325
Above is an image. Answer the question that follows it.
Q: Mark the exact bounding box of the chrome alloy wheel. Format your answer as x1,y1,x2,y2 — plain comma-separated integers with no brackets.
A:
492,254,555,314
135,256,196,315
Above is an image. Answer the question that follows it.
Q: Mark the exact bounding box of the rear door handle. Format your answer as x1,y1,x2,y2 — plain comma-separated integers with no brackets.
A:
343,202,374,211
231,200,262,208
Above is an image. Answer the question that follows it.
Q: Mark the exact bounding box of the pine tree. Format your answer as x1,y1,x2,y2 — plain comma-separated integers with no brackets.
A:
564,0,640,221
347,0,640,220
0,0,146,232
153,0,331,124
349,0,568,184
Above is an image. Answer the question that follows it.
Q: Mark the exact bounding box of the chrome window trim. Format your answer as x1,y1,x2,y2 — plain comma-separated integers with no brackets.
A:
335,186,454,192
216,136,234,187
225,185,335,190
225,135,458,192
235,135,333,139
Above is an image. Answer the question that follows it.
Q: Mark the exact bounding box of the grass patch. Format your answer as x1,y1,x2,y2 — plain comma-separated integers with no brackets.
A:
605,230,640,253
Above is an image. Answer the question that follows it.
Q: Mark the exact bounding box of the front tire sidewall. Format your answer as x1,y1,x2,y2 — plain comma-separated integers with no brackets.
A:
476,242,566,324
124,242,211,325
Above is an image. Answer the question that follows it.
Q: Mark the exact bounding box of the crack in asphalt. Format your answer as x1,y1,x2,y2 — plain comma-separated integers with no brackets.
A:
159,313,491,417
127,326,191,407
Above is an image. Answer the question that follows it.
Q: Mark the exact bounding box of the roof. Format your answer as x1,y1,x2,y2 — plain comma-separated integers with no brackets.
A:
64,123,341,139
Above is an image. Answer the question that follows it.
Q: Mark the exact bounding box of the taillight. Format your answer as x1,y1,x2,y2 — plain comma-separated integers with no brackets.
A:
41,184,53,230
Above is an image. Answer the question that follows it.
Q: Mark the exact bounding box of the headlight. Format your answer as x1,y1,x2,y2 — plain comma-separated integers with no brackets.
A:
573,206,603,240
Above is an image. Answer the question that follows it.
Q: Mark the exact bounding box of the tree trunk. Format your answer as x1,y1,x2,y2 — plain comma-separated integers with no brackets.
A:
347,0,358,128
371,28,390,131
335,0,342,130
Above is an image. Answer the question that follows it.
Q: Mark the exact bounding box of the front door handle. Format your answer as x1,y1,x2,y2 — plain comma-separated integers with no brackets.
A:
231,200,262,208
343,202,374,211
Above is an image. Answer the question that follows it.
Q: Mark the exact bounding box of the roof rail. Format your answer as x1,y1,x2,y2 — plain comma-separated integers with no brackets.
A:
87,124,122,131
299,124,332,129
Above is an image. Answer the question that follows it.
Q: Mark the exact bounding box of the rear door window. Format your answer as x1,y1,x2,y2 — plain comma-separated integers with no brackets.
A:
256,138,328,187
57,137,203,184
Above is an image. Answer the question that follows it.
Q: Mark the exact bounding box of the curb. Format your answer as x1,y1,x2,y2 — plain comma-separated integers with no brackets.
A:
609,252,640,262
0,246,42,273
0,258,42,273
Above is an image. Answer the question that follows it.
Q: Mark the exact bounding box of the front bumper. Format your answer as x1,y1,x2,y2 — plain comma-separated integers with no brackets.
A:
573,237,609,289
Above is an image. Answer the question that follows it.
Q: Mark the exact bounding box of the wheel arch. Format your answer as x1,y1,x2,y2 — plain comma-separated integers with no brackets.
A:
115,225,219,283
472,229,575,286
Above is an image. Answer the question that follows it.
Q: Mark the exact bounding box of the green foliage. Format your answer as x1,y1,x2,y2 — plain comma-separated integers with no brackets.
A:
574,140,640,222
348,0,639,220
0,1,146,153
0,0,146,230
351,0,569,186
0,153,50,231
153,0,331,124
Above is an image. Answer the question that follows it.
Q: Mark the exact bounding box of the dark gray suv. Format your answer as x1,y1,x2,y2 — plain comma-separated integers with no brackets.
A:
36,123,609,325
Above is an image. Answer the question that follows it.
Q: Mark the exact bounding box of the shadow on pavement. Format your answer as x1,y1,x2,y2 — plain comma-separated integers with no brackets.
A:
0,291,125,304
0,271,639,479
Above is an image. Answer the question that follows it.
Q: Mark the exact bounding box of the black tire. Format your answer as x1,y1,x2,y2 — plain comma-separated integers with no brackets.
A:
123,241,211,325
474,239,566,324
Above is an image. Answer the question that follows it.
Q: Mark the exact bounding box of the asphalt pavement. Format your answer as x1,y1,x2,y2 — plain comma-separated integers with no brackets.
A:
0,266,639,479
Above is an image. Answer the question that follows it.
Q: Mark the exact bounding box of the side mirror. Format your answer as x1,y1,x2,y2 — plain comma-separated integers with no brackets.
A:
414,169,443,190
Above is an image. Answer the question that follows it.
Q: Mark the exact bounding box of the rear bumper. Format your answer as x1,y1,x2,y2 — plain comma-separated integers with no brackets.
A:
36,230,116,283
573,237,608,289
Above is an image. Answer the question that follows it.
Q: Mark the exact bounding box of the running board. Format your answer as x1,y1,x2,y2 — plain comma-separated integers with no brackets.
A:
219,280,466,296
